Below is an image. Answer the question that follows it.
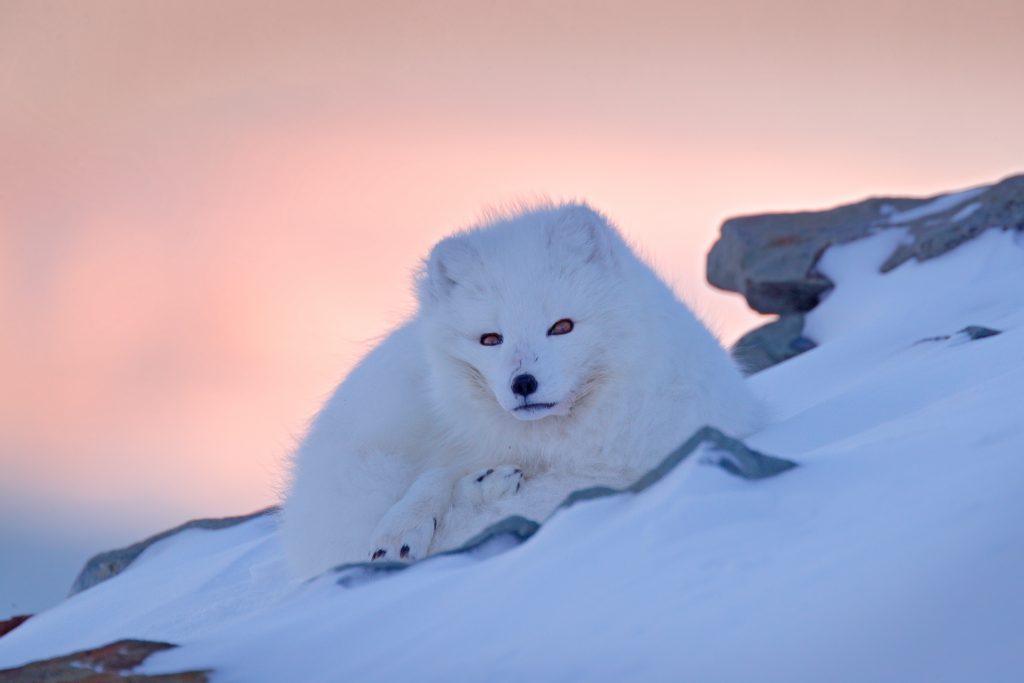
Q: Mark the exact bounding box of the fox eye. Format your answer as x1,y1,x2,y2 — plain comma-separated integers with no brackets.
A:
480,332,503,346
547,319,574,336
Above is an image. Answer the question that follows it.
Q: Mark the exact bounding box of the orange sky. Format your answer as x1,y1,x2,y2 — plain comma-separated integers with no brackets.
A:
2,0,1023,538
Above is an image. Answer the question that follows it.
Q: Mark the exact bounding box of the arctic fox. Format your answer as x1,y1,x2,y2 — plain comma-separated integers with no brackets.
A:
282,203,763,579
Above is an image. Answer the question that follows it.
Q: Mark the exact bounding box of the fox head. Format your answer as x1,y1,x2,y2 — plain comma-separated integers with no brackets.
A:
418,203,634,422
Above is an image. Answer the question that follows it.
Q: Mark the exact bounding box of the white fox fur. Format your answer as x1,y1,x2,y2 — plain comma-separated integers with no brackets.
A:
282,203,763,579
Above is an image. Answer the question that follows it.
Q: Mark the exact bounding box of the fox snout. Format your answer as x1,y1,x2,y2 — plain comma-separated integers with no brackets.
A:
511,373,539,397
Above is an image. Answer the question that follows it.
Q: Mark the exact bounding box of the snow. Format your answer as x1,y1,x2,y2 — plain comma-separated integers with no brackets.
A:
2,229,1023,682
883,185,988,224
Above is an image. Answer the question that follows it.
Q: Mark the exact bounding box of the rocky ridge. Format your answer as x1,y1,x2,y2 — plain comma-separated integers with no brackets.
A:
710,173,1024,372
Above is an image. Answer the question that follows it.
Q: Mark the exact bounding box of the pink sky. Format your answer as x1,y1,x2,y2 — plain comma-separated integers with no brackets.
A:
2,0,1023,539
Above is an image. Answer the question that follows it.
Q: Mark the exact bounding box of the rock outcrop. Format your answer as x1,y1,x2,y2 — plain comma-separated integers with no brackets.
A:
0,616,30,640
0,640,207,682
710,173,1024,372
731,314,816,375
69,507,278,596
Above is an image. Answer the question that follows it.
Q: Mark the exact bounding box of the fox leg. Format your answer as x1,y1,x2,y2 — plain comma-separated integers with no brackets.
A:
368,467,457,562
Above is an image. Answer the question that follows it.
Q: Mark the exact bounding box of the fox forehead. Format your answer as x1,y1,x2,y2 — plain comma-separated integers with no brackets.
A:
418,201,624,308
446,275,607,334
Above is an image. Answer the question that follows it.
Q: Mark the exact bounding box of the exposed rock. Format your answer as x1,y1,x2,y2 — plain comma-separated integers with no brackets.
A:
961,325,1001,341
880,177,1024,272
708,173,1024,316
0,639,207,682
628,425,798,486
915,325,1003,345
707,197,905,314
70,507,279,596
450,515,543,553
0,616,30,639
731,314,816,375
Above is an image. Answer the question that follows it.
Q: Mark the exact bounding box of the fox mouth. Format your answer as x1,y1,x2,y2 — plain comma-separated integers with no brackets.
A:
514,402,556,412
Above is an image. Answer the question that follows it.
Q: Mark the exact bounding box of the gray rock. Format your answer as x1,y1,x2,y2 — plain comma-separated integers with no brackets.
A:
961,325,1001,341
731,314,816,374
708,174,1024,315
627,425,797,488
880,176,1024,271
69,507,279,596
438,515,541,557
915,325,1002,345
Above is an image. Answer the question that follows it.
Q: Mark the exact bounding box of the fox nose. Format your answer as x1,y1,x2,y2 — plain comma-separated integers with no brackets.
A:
511,373,539,397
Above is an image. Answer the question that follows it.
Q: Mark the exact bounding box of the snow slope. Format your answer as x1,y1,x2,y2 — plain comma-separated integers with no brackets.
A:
2,229,1023,682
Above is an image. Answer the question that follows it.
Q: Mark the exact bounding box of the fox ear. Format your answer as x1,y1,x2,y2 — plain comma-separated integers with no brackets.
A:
422,236,480,301
548,205,615,266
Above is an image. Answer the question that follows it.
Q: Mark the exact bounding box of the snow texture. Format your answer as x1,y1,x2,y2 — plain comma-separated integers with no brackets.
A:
2,229,1023,682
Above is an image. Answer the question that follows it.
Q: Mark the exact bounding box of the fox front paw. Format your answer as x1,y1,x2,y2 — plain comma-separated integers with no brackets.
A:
368,515,437,563
456,465,524,506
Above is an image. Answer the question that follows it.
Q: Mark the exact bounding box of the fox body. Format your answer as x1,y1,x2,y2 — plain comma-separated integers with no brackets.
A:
282,203,762,578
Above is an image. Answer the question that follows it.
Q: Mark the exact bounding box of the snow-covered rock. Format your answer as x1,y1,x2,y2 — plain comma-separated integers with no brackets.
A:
708,173,1023,315
69,508,278,597
714,173,1024,372
2,224,1023,683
